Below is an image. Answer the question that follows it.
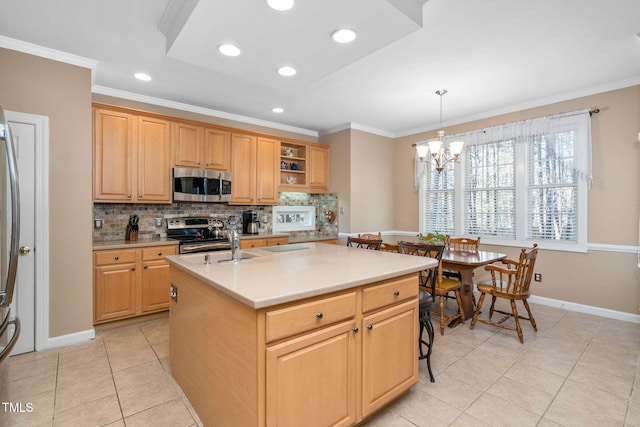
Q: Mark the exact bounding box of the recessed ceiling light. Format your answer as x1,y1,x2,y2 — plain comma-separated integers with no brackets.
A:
332,29,357,44
277,66,297,77
218,44,241,57
134,72,152,81
272,107,284,113
267,0,294,11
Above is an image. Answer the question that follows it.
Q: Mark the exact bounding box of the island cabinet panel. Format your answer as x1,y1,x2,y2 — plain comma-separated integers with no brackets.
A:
170,267,261,427
361,299,419,418
266,320,357,427
169,267,420,426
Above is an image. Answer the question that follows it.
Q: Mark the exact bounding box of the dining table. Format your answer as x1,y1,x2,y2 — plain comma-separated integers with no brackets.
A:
440,249,507,321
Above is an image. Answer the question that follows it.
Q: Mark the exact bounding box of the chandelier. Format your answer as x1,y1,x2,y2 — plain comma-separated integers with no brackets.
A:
415,90,464,173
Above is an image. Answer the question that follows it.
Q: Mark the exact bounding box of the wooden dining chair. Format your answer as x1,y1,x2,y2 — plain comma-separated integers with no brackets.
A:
346,236,382,250
470,244,539,343
379,242,399,253
399,241,465,335
443,235,481,279
357,232,382,241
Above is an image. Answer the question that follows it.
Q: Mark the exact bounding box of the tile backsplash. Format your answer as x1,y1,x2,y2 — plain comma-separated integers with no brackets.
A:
93,193,339,241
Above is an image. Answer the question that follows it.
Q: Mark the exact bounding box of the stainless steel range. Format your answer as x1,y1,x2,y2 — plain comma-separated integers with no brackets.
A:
167,217,231,254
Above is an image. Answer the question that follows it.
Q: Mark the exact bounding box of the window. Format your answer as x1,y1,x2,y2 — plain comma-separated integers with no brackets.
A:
418,110,590,252
272,205,316,232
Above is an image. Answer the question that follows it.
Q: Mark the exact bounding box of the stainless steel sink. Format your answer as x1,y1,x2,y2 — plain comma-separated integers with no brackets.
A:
217,253,257,263
260,244,309,253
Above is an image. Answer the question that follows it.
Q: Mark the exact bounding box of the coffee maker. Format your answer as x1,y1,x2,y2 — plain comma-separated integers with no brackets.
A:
242,210,260,234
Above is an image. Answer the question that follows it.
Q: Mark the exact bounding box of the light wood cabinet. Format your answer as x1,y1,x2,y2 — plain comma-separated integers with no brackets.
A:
169,269,418,426
308,143,329,193
173,122,231,170
240,236,289,249
93,107,172,203
231,134,279,205
93,245,177,324
279,141,329,193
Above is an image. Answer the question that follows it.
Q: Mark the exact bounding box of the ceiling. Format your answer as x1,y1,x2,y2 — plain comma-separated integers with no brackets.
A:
1,0,639,137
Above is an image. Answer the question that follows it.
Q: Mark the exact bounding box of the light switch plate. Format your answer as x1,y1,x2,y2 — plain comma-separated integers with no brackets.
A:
155,218,163,227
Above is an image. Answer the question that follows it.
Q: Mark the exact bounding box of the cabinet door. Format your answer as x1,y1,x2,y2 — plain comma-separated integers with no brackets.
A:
308,144,329,193
361,299,418,418
141,260,171,313
93,108,135,201
137,116,172,202
94,263,137,323
203,128,231,170
256,137,279,204
174,122,203,168
266,320,357,427
230,133,257,204
266,237,289,246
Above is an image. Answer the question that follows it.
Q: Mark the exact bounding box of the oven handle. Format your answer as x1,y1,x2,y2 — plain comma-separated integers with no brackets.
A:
181,242,232,254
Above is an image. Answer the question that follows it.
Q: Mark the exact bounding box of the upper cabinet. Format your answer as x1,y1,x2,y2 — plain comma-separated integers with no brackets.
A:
93,107,171,203
173,122,230,171
230,134,279,205
93,103,329,204
279,141,329,193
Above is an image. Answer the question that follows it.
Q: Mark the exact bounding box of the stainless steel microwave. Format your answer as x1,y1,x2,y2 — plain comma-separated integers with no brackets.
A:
173,167,232,203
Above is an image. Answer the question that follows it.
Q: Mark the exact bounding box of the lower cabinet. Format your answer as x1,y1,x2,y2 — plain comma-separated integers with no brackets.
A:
240,236,289,249
169,270,419,426
94,244,177,324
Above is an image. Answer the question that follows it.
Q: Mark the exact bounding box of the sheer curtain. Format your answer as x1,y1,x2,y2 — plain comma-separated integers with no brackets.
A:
414,108,593,190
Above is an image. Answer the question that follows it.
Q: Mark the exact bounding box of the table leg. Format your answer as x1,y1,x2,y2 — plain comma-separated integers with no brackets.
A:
446,267,475,328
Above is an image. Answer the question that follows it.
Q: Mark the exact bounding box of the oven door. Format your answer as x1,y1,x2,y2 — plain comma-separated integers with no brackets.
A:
180,241,232,254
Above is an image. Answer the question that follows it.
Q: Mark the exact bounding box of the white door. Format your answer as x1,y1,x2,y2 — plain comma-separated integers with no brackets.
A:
7,120,36,355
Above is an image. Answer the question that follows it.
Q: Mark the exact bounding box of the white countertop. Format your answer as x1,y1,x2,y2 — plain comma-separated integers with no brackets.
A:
166,242,437,309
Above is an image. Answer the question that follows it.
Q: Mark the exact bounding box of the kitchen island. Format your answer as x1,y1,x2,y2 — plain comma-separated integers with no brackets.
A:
166,242,437,426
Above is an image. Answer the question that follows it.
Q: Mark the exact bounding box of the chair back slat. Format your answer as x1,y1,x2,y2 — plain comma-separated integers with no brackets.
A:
398,241,444,297
346,236,382,250
490,244,538,296
445,235,480,251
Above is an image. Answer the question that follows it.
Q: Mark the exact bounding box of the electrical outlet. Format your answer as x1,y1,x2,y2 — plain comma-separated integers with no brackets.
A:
154,217,163,227
339,207,345,214
534,273,542,282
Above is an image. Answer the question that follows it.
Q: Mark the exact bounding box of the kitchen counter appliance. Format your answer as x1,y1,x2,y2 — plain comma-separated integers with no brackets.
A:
242,210,260,235
167,217,231,254
0,105,21,378
173,167,232,203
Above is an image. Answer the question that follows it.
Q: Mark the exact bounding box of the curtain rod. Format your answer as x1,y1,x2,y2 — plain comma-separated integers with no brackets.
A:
412,107,599,146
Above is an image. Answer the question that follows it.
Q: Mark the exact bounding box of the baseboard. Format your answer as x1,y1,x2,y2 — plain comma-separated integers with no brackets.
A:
47,328,96,349
528,295,640,324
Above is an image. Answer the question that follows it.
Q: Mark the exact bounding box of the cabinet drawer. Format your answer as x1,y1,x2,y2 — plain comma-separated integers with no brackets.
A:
362,274,418,313
142,245,177,261
266,292,356,342
94,249,137,266
240,239,267,249
267,237,289,246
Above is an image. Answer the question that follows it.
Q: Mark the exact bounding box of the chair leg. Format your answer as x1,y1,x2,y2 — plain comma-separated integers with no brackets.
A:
439,295,446,335
454,289,465,323
470,292,486,329
522,299,537,331
418,311,435,383
489,295,497,319
510,299,524,344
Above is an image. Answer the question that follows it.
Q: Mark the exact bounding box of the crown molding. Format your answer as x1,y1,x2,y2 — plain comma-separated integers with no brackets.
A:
396,76,640,138
0,35,97,71
319,122,395,138
92,85,319,138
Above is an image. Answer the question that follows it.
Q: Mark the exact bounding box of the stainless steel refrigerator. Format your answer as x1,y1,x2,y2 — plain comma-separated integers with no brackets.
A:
0,105,21,392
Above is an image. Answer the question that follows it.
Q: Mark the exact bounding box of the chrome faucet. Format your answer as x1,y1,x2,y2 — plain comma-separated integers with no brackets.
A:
228,227,240,261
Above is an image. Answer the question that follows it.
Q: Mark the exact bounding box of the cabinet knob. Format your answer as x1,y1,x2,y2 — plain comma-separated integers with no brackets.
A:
367,325,373,330
138,194,143,198
393,290,400,296
352,327,359,334
144,266,148,269
316,312,323,319
114,256,119,260
127,194,132,199
158,252,162,256
131,268,135,271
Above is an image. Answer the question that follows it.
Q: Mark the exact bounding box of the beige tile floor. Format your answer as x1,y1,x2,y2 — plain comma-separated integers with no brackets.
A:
3,298,640,426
